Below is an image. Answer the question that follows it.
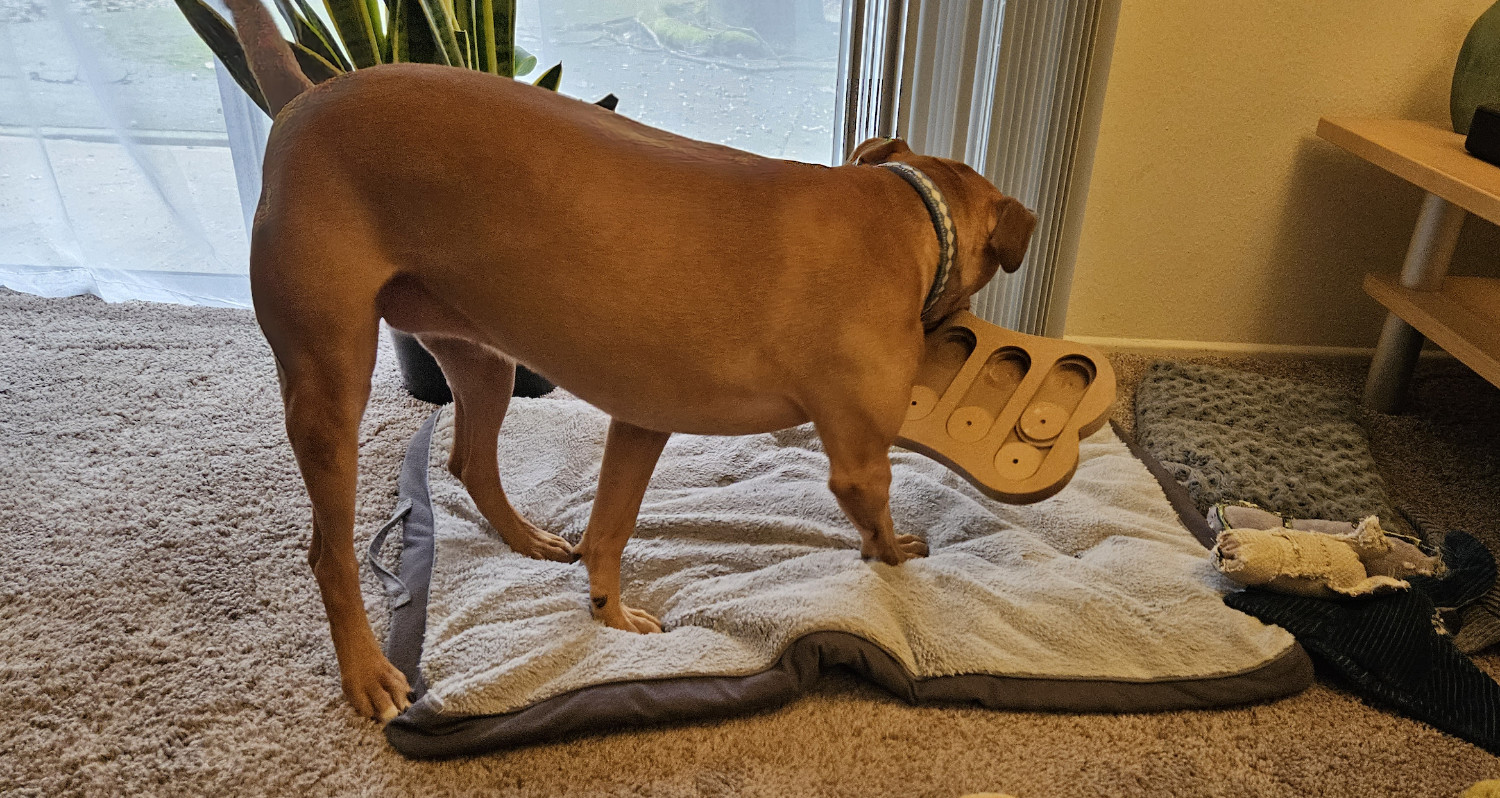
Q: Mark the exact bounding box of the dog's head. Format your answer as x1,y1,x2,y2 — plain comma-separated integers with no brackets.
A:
848,137,1036,322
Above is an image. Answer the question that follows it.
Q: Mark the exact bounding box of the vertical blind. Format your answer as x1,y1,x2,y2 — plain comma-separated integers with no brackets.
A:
834,0,907,156
837,0,1121,337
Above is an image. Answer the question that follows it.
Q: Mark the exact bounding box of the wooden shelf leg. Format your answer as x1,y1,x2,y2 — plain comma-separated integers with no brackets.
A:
1362,192,1468,412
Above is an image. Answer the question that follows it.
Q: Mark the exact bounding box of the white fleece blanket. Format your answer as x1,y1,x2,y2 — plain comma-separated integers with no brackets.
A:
415,397,1294,718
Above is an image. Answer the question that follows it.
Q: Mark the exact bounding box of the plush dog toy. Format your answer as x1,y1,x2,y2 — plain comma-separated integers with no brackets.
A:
1213,515,1442,599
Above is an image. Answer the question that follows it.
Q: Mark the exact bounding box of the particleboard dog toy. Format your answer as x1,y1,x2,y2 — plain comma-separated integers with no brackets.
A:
897,310,1116,504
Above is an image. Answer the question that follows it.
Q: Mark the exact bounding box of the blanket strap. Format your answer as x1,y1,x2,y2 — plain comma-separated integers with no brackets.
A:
366,498,414,609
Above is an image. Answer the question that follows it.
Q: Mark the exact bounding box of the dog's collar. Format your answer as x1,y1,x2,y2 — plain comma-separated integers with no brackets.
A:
878,161,955,323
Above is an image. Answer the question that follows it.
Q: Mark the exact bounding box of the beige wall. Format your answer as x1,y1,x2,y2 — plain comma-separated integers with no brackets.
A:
1065,0,1500,351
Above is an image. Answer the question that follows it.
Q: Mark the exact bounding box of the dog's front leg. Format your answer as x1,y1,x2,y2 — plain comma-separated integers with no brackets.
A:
815,414,930,565
574,418,671,633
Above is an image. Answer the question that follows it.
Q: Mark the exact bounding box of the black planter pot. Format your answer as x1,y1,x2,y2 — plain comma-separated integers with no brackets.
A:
513,361,555,398
389,329,554,404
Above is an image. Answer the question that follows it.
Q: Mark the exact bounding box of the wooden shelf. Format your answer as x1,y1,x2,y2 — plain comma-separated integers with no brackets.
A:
1320,117,1500,400
1318,118,1500,226
1364,274,1500,388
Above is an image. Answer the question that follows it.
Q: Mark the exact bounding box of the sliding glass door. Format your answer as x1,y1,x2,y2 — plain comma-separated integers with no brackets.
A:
514,0,846,165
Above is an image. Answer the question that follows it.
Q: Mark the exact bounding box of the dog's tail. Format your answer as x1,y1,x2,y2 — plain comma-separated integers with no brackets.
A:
224,0,314,116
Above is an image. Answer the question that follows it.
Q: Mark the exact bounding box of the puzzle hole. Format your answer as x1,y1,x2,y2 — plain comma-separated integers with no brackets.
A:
1042,357,1096,399
946,347,1030,443
1016,356,1094,444
908,327,977,420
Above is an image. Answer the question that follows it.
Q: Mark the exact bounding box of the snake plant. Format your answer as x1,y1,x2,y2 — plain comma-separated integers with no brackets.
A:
175,0,559,116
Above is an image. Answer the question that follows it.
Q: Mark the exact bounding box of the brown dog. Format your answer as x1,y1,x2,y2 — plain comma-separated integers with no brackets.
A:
225,0,1036,722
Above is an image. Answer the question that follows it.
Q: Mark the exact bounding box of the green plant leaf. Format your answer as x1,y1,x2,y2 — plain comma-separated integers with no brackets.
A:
172,0,270,114
269,0,297,28
490,0,513,77
290,41,343,83
295,0,353,69
297,17,351,71
323,0,382,67
532,61,560,91
363,0,386,58
413,0,466,67
365,0,391,60
454,28,471,69
270,0,352,71
470,0,497,73
453,0,472,33
388,0,408,61
513,43,536,76
390,0,436,63
388,0,405,59
453,0,477,67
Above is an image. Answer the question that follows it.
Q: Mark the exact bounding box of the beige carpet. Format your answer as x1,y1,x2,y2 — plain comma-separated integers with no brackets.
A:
3,288,1498,797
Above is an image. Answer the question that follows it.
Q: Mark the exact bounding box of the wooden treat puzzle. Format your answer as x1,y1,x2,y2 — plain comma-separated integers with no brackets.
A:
897,310,1117,504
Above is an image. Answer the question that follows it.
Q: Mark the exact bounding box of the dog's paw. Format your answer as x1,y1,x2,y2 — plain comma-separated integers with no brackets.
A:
593,598,663,634
862,534,929,565
896,534,930,558
341,657,413,724
621,605,663,634
498,518,575,562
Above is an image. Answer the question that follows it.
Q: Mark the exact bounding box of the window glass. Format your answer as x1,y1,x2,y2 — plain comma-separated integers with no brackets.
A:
515,0,843,165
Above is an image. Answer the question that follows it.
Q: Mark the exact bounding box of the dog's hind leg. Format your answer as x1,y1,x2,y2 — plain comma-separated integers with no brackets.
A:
418,336,573,562
262,294,412,723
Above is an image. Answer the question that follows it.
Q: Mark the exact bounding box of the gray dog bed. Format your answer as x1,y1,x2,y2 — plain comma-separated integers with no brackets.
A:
372,396,1311,758
1132,361,1402,528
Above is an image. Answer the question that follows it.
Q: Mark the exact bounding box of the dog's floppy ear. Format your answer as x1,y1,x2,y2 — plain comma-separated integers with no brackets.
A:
848,137,912,165
988,195,1038,274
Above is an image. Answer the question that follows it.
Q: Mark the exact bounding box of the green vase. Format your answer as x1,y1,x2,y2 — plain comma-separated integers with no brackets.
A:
1453,0,1500,134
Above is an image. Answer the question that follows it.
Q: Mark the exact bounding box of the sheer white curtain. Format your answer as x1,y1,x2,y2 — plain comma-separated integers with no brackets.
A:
0,0,265,307
3,0,849,309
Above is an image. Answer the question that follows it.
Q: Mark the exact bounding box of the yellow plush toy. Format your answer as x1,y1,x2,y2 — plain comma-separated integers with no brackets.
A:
1463,779,1500,798
1212,516,1435,599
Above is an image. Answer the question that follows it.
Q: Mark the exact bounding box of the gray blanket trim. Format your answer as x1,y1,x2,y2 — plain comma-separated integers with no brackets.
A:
381,411,1312,759
385,410,437,700
1113,420,1218,550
